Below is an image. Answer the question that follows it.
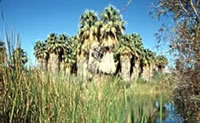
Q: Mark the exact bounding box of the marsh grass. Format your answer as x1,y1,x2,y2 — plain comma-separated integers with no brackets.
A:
0,63,173,123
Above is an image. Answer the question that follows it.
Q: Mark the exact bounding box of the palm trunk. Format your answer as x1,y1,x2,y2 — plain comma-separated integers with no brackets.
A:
41,59,46,70
88,46,100,74
120,55,131,81
131,59,140,81
158,65,164,73
60,61,71,77
66,66,71,75
44,59,48,71
65,63,71,75
149,64,155,78
60,61,65,75
48,53,60,73
77,56,88,81
141,65,150,82
37,58,43,69
98,51,116,74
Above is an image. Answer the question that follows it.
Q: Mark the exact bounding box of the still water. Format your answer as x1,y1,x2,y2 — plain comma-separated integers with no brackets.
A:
156,102,184,123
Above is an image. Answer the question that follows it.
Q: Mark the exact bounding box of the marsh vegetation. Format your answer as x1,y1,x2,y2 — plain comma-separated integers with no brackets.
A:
0,0,200,122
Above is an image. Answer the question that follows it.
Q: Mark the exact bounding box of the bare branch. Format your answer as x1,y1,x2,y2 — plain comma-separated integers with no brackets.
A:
190,0,200,21
121,0,133,12
178,0,190,17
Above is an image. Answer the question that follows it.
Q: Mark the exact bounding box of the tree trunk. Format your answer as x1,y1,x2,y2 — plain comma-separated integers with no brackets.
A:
48,53,60,73
37,58,43,70
98,51,116,74
158,65,164,73
149,64,156,79
60,61,65,75
141,65,150,82
41,59,47,70
44,59,48,71
77,56,88,81
131,60,140,81
60,61,71,77
120,55,131,81
88,44,102,74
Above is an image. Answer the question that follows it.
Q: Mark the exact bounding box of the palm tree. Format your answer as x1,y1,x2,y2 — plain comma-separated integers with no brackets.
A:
34,40,42,68
0,40,6,82
140,49,156,82
147,50,156,79
98,5,125,74
40,42,49,70
61,35,75,75
46,33,65,73
77,10,99,80
87,21,103,74
116,33,144,81
128,33,144,80
34,40,48,70
13,47,28,67
78,10,99,52
0,40,6,64
116,35,133,81
156,55,168,73
70,36,81,74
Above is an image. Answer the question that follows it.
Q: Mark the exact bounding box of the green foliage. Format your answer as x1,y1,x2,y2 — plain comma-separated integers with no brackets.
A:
79,10,98,29
78,10,98,40
34,40,42,58
78,5,126,50
13,47,28,66
100,5,125,46
0,40,6,52
34,33,78,69
62,35,77,66
34,40,48,60
78,10,100,53
143,49,156,65
156,55,168,68
0,40,6,63
46,33,66,55
115,34,140,57
128,33,144,51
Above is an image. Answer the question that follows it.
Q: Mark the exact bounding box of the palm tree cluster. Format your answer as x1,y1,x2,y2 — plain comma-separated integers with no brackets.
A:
33,5,168,81
115,33,167,81
0,39,28,74
34,33,74,74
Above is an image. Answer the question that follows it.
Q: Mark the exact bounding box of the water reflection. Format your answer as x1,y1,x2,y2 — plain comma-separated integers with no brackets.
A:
156,102,184,123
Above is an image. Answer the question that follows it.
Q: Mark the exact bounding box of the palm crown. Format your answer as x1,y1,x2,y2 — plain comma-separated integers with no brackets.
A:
46,33,66,55
141,49,156,66
0,40,6,62
62,35,76,66
115,33,144,58
13,47,28,65
100,5,125,47
78,10,99,52
34,40,48,60
34,40,43,58
156,55,168,68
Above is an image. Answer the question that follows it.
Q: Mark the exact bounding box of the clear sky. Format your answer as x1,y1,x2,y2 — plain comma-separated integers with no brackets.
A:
0,0,169,64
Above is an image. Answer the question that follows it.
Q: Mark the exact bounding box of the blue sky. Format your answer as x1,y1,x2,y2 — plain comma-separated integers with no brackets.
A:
0,0,170,64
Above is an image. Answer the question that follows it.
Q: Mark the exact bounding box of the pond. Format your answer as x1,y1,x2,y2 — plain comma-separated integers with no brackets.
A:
156,102,184,123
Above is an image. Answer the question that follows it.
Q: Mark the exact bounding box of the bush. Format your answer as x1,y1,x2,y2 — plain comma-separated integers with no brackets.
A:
174,69,200,122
